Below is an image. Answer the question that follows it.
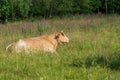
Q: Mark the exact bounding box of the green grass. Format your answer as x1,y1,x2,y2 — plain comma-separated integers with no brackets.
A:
0,15,120,80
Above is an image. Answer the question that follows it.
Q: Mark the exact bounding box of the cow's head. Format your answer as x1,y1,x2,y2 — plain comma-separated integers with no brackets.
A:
55,31,69,44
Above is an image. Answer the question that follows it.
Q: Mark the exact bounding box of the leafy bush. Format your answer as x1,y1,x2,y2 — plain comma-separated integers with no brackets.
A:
0,0,9,23
1,0,120,22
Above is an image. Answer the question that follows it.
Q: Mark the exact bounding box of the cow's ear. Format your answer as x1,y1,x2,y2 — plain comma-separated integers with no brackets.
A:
60,30,65,36
55,33,59,39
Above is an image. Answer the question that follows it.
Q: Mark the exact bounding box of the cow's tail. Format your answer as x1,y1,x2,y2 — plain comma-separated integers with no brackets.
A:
6,42,15,51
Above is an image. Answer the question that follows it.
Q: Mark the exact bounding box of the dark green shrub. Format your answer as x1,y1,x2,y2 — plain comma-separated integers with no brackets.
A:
108,50,120,70
0,0,9,23
71,49,120,70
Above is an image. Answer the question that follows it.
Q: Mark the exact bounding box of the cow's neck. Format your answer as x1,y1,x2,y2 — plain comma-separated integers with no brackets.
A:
51,34,58,50
43,34,58,50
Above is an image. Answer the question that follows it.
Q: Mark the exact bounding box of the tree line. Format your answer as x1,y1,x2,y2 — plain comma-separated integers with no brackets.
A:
0,0,120,22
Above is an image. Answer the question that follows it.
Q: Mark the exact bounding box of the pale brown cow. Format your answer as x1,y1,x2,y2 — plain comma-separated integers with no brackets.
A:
6,31,69,53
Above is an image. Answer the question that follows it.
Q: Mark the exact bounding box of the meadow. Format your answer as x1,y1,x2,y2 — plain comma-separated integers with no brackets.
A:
0,15,120,80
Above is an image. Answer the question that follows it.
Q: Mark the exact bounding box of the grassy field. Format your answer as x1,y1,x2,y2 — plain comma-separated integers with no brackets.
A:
0,15,120,80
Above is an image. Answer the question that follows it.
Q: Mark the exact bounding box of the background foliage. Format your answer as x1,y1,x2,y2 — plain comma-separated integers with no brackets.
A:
0,0,120,22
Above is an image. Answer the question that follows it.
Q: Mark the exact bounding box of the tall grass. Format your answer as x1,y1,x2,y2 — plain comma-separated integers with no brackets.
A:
0,15,120,80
